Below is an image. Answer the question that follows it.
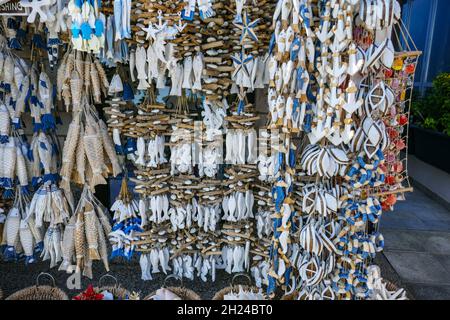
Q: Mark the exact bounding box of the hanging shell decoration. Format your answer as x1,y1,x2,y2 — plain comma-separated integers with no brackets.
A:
109,176,141,260
0,0,418,301
264,0,416,300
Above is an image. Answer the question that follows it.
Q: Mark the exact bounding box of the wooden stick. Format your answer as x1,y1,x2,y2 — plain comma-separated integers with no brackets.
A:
370,187,414,197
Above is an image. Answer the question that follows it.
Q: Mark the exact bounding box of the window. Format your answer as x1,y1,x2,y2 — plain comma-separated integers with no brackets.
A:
402,0,450,93
402,0,431,84
428,0,450,82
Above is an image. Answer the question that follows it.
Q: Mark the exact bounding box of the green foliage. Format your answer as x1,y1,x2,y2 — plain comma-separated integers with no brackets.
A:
412,73,450,136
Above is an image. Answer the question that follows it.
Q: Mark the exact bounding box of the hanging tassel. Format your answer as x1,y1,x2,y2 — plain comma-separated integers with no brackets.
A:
8,38,21,50
20,185,31,196
237,98,245,115
124,138,137,155
3,245,18,261
32,34,46,50
122,83,134,101
41,113,57,131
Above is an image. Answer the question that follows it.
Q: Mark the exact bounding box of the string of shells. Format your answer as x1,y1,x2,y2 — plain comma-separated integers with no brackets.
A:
220,0,276,288
126,96,177,279
263,0,414,300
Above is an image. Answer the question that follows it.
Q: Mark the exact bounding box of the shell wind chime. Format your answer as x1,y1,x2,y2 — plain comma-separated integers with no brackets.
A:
111,94,176,281
109,176,141,260
220,0,275,288
263,0,416,300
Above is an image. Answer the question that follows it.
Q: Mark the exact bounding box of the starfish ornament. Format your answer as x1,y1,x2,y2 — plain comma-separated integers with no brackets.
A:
20,0,51,23
233,11,260,43
231,50,254,80
141,21,160,41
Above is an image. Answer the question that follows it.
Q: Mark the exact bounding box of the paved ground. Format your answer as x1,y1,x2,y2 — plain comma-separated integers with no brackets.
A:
381,188,450,300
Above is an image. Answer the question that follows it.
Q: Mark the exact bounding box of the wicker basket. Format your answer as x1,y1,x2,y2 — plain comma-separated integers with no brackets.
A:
94,274,131,300
212,274,263,300
280,292,298,300
6,273,68,300
384,280,399,292
144,275,201,300
383,280,411,300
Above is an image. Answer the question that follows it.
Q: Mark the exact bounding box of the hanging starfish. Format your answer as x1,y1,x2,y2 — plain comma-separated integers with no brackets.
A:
233,11,260,43
20,0,51,24
231,50,254,80
141,21,160,41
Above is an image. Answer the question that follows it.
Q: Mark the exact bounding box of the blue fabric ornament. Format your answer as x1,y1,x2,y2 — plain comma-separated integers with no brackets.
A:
122,83,134,101
81,22,93,40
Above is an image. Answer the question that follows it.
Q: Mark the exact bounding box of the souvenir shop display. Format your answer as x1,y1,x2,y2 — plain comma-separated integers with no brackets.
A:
1,0,421,301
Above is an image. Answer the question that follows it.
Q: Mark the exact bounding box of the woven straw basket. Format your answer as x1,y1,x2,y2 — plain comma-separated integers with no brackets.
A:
94,274,130,300
384,280,411,300
212,274,262,300
6,273,68,300
280,292,298,300
144,275,201,300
